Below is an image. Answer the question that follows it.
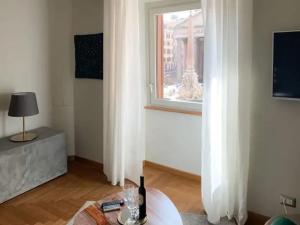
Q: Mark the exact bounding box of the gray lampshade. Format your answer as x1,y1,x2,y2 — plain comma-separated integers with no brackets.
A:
8,92,39,117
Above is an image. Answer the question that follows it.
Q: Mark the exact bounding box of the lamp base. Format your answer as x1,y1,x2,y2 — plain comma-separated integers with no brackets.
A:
10,132,38,142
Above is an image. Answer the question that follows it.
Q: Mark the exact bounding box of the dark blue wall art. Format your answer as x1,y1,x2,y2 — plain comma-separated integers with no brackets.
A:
74,33,103,80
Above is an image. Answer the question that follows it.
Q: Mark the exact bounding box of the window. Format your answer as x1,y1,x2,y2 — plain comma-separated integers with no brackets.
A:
147,1,204,111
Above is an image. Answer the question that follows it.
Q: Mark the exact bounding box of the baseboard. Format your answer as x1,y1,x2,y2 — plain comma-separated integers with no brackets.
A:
246,211,270,225
68,155,75,161
69,157,200,183
143,160,201,183
68,156,103,170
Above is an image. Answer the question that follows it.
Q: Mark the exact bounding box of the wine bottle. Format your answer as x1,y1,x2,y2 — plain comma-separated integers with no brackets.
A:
138,176,147,220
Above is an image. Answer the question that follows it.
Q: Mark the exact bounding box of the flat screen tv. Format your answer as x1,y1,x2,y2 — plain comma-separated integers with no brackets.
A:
273,31,300,99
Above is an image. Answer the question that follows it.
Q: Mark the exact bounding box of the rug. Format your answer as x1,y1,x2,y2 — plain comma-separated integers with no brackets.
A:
180,213,236,225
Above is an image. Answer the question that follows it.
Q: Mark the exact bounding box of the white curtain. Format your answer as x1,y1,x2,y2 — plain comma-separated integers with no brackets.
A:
103,0,144,186
201,0,253,224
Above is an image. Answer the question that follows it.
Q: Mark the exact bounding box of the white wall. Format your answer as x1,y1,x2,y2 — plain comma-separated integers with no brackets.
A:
146,110,202,175
72,0,104,163
0,0,75,156
0,0,52,138
49,0,75,156
248,0,300,217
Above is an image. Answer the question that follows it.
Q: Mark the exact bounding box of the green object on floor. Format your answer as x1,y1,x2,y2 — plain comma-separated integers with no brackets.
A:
271,217,297,225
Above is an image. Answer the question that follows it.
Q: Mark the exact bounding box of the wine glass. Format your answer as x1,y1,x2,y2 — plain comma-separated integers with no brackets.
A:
123,184,139,225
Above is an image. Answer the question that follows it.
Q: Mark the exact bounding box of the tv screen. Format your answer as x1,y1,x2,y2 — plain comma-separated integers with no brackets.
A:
273,31,300,99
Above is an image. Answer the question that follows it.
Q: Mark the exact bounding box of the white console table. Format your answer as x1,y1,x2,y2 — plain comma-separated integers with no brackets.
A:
0,127,67,203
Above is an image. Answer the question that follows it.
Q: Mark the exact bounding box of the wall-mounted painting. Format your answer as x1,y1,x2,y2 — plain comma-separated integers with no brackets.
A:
74,33,103,80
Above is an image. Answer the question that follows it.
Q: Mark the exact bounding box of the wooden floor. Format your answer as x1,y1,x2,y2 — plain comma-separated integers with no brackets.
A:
0,159,203,225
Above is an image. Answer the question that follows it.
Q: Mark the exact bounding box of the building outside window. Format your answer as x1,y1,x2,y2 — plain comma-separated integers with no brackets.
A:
147,1,204,111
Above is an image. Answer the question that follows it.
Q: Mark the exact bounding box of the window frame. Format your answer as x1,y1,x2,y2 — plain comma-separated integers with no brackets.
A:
145,0,203,112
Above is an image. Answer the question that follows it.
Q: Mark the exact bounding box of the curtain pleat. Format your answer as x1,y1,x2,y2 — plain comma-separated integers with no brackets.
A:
103,0,144,186
201,0,253,224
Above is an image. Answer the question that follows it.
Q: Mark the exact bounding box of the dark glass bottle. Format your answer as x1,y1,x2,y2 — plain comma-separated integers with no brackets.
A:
138,176,147,220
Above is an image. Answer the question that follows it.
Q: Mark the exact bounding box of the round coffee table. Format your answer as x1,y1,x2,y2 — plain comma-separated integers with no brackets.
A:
73,188,183,225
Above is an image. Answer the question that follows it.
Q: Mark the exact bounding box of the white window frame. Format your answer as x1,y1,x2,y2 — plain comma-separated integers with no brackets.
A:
145,0,202,112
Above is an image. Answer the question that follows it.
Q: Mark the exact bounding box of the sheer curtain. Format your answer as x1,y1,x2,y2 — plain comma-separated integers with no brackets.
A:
201,0,253,224
103,0,144,186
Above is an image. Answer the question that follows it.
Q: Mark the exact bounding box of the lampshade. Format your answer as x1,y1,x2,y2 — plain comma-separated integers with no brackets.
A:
8,92,39,117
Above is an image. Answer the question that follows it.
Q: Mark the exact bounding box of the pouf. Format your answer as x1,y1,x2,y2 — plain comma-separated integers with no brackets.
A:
269,217,297,225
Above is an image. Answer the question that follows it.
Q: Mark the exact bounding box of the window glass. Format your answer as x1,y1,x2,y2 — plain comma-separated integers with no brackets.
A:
156,9,204,103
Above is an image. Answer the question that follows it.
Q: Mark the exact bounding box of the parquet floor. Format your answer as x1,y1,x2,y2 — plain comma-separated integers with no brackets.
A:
0,160,203,225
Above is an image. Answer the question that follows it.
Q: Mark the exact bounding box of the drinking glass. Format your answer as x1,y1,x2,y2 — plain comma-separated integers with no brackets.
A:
123,184,139,225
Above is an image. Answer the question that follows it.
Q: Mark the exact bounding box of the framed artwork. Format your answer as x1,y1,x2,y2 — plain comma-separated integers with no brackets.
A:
74,33,103,80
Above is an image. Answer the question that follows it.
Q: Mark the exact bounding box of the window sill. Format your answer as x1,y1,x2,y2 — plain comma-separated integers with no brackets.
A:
144,105,202,116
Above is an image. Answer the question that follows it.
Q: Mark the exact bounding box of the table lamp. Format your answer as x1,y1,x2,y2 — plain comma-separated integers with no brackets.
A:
8,92,39,142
